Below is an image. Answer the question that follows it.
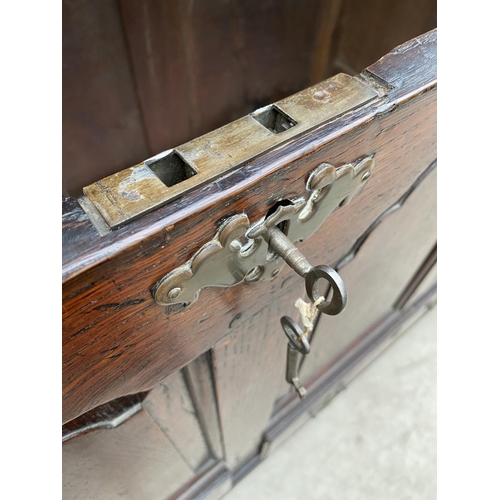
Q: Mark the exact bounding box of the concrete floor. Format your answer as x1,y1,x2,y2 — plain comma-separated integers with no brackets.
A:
225,307,437,500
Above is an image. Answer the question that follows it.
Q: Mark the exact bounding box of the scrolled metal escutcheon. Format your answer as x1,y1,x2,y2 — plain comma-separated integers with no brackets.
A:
153,154,374,308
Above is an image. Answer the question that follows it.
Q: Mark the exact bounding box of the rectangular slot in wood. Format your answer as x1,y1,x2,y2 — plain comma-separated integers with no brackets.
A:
82,73,379,229
251,105,297,134
147,151,197,187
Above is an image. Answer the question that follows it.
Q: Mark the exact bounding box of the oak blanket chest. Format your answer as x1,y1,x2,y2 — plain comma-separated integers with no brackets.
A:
62,2,436,497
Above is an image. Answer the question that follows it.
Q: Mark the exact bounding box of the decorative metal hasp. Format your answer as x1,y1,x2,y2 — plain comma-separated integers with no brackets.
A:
153,155,374,309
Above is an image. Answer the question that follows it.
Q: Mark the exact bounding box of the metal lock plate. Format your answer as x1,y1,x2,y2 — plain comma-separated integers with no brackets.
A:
153,155,374,308
82,74,378,229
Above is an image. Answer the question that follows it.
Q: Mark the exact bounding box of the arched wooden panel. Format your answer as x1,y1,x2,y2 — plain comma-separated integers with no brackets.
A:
63,408,194,500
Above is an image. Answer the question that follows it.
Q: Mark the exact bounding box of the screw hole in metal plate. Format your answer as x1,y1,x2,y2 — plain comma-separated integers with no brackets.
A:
244,265,264,282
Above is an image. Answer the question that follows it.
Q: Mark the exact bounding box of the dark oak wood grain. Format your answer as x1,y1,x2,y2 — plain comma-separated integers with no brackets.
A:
62,31,437,424
332,0,437,74
118,0,345,156
365,29,437,103
62,0,150,196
